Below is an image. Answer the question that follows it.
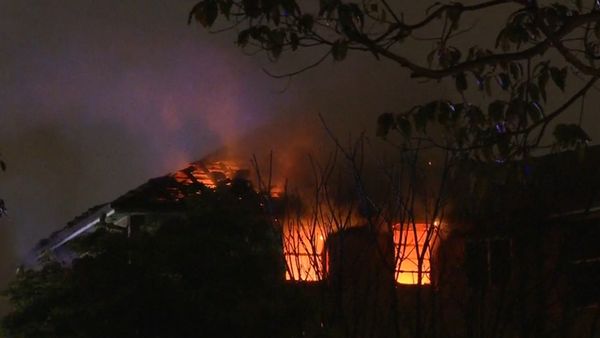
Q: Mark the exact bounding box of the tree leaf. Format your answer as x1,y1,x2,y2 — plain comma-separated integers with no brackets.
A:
549,66,567,91
553,123,591,148
414,102,437,132
506,99,527,127
446,4,463,30
426,49,436,67
438,102,451,126
509,62,522,81
440,47,461,67
537,68,549,102
496,73,510,90
348,3,364,29
237,29,251,47
488,100,506,122
466,105,484,127
188,3,200,25
331,40,348,61
496,134,510,158
290,33,299,51
595,22,600,39
376,112,395,138
451,103,464,122
270,6,281,25
299,14,314,32
267,29,285,59
455,72,467,92
484,76,493,96
189,0,219,28
527,101,544,123
270,44,283,59
219,0,233,19
319,0,339,17
242,0,261,18
280,0,297,16
396,116,411,138
337,4,357,38
527,82,540,102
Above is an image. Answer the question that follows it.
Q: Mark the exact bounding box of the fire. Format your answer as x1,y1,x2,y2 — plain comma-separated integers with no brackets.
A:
282,222,326,281
169,158,327,281
168,158,436,286
282,221,436,285
393,223,434,285
171,160,243,188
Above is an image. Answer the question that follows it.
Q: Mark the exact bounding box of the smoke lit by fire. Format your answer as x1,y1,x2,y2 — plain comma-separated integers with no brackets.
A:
168,156,435,285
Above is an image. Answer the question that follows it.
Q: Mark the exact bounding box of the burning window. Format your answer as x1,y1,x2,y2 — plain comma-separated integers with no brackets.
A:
282,224,326,281
393,223,436,285
283,222,437,284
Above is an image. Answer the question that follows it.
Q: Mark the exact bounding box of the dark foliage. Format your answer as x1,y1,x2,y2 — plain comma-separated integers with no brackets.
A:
188,0,600,159
2,180,317,338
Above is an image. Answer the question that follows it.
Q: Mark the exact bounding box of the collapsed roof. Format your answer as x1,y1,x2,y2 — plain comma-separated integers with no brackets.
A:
112,159,249,212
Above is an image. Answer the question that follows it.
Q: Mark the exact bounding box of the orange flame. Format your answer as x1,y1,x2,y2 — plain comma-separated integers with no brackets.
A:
393,223,433,285
282,223,326,281
169,159,436,286
172,160,242,188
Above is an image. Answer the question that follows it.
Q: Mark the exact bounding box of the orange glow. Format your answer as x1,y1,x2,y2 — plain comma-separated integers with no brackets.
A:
172,160,242,188
269,187,284,198
283,223,326,281
170,159,326,281
169,159,438,285
393,223,434,285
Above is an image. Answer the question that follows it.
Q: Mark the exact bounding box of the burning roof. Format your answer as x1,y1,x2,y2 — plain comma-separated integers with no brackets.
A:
111,159,251,212
27,158,253,263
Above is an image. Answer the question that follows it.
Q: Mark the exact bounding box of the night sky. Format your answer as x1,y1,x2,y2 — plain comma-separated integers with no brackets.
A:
1,0,599,314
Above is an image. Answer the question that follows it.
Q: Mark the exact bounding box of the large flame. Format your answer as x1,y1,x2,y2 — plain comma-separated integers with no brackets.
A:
172,160,243,188
282,222,326,281
393,223,433,285
170,159,435,285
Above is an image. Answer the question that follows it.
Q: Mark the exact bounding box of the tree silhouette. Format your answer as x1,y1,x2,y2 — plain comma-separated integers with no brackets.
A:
189,0,596,158
2,179,320,338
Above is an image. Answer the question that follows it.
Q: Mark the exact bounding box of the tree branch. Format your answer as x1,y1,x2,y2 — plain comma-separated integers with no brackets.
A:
530,75,598,146
537,15,600,77
363,10,600,78
262,50,331,79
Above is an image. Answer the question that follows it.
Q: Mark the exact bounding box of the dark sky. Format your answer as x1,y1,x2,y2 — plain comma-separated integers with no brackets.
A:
0,0,445,304
1,0,599,313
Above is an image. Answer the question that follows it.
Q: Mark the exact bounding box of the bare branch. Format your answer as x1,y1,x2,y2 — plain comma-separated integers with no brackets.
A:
365,11,600,78
262,50,331,79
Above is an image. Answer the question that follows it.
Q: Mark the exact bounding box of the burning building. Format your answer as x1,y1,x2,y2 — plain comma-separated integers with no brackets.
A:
24,146,600,338
27,153,437,286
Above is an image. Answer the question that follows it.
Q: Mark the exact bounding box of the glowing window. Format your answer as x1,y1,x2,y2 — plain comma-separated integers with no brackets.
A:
282,224,326,281
393,223,435,285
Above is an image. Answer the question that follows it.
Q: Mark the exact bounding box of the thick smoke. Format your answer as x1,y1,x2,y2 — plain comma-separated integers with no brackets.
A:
0,0,445,314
